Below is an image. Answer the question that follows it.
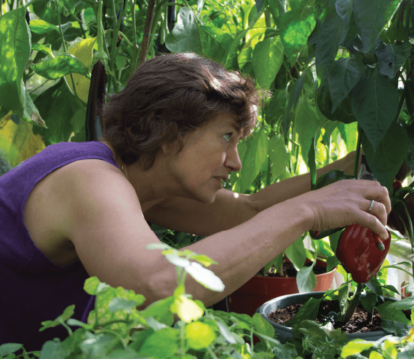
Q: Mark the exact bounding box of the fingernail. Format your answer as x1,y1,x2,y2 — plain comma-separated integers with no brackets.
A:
381,233,388,241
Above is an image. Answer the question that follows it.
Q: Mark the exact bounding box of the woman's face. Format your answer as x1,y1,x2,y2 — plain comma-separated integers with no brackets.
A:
167,113,243,204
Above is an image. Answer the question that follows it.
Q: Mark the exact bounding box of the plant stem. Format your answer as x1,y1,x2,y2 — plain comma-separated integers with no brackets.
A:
354,126,362,179
94,319,133,329
131,0,138,70
138,0,156,67
344,283,363,323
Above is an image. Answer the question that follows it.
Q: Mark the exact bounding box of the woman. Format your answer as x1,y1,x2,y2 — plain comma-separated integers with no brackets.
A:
0,53,390,350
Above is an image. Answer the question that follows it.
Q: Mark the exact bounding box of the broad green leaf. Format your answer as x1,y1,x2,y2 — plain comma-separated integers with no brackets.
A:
326,255,340,272
361,122,408,192
199,25,233,64
233,129,268,193
279,6,316,64
375,301,411,324
252,36,284,89
65,37,97,103
165,7,202,54
39,305,75,332
171,295,204,323
144,317,168,331
293,97,326,166
185,262,225,292
383,340,398,359
353,0,401,53
31,54,90,80
108,298,140,313
0,8,31,117
268,0,286,26
335,0,353,22
351,68,399,151
340,339,374,356
29,19,59,35
285,237,307,271
286,297,322,326
327,58,364,112
39,341,69,358
283,72,306,136
375,42,411,79
215,320,237,344
252,313,274,337
360,292,377,314
337,121,358,153
381,319,409,336
21,90,45,127
267,89,287,126
185,322,216,349
139,328,179,359
297,261,317,292
32,43,54,58
33,80,82,145
315,4,349,79
0,344,23,356
269,134,290,180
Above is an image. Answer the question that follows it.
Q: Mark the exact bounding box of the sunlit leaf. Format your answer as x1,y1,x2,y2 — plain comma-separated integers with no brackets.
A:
185,322,216,349
31,54,90,80
171,295,204,323
139,328,179,359
29,19,59,35
185,262,225,292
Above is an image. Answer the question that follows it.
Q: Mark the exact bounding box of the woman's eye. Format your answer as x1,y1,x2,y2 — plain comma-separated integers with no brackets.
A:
223,133,232,142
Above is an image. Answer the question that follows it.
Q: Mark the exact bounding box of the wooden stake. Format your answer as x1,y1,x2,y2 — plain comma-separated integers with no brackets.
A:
138,0,157,67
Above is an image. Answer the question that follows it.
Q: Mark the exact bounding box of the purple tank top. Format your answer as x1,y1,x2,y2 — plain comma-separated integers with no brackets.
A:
0,141,119,351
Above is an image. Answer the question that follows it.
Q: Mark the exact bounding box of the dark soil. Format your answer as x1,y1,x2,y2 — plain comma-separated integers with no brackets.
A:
268,300,383,334
257,261,327,277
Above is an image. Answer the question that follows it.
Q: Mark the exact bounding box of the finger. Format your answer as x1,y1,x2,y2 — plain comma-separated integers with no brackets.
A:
366,200,388,227
356,180,391,214
357,211,389,240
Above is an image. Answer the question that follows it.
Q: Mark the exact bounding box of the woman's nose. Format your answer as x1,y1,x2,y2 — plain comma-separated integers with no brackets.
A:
224,146,242,172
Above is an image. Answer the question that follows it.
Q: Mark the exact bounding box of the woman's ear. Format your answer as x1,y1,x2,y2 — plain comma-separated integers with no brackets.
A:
161,140,181,155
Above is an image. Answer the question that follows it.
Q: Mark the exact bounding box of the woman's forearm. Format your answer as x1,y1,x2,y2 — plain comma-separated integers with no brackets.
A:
251,151,356,213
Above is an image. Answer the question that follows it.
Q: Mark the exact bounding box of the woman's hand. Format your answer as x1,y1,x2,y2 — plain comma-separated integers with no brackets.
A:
294,179,391,240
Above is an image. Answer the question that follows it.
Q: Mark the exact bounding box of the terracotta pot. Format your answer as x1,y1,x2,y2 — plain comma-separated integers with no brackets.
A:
227,259,336,317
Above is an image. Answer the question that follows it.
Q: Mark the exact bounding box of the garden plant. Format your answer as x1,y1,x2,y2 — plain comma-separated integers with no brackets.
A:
3,0,414,356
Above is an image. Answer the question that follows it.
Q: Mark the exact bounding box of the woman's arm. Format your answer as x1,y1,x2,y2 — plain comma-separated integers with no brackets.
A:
145,152,357,236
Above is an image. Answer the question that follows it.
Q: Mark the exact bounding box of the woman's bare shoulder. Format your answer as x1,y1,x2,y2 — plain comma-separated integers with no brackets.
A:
24,158,141,266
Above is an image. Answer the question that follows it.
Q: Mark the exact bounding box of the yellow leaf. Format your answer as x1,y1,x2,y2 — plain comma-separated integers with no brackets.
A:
0,114,45,167
64,38,96,103
171,295,203,323
185,322,216,349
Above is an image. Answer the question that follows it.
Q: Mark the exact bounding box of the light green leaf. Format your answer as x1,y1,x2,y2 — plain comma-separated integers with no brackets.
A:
165,7,202,54
171,295,204,323
191,254,217,267
30,54,90,80
285,237,307,271
108,298,140,313
139,328,179,359
340,339,374,357
29,19,59,35
279,6,316,64
269,134,290,180
185,322,216,349
233,129,268,193
297,262,317,293
185,262,225,292
165,253,191,268
252,36,284,89
199,25,233,64
32,43,54,58
252,313,274,337
39,305,75,332
351,68,399,151
0,344,23,357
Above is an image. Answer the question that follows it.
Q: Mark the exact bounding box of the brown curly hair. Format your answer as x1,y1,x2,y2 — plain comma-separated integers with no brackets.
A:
101,53,259,170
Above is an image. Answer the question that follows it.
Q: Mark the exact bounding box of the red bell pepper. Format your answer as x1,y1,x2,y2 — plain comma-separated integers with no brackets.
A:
336,224,391,284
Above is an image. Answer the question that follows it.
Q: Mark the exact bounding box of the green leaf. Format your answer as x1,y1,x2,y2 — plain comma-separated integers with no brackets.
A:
353,0,401,53
33,80,82,145
139,328,179,359
297,262,317,293
0,344,23,357
361,122,408,192
84,276,101,295
185,262,225,292
327,58,365,112
326,255,340,272
252,36,284,89
233,129,268,193
286,297,322,326
199,25,233,64
315,4,349,79
40,305,75,332
185,322,216,349
29,19,59,35
146,243,173,251
340,339,374,356
191,254,217,267
267,89,287,126
294,97,326,166
108,298,140,313
165,7,202,54
337,121,358,153
171,295,204,323
252,313,274,337
381,319,409,336
0,8,31,117
351,68,399,151
279,6,316,64
285,237,307,271
375,301,411,324
269,134,290,180
32,43,54,58
31,54,90,80
360,292,377,314
375,42,411,79
283,72,306,136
